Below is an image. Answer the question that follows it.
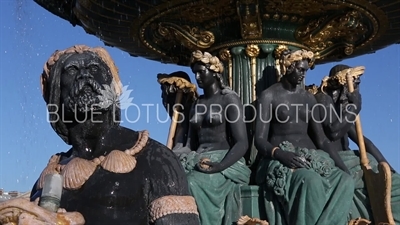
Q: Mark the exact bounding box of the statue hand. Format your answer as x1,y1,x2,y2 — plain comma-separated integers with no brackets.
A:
274,149,311,169
347,91,362,111
196,158,222,173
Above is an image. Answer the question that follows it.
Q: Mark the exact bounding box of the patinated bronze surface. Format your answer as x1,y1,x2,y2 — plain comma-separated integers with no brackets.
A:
172,50,251,225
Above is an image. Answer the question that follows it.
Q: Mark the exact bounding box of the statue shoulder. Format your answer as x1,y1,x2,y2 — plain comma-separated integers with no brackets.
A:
221,87,239,96
304,90,319,104
259,84,278,100
140,138,182,167
222,89,242,104
314,91,334,105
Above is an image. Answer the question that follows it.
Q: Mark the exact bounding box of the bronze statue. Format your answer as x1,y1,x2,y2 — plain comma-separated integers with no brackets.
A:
314,64,400,224
314,65,393,166
174,50,251,225
254,48,355,225
27,45,200,225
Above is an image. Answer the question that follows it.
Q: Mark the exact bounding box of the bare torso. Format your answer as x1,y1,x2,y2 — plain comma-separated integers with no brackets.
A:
190,93,232,153
263,83,317,149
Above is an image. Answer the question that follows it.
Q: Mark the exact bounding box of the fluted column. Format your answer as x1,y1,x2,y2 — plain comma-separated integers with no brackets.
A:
217,44,304,104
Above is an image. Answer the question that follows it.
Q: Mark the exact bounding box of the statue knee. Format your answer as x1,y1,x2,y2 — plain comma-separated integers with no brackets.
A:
292,169,324,187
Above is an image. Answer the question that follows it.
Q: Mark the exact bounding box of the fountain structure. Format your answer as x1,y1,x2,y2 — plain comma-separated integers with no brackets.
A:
1,0,400,225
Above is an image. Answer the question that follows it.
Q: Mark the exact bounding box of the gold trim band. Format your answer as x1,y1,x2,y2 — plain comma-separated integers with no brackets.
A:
149,195,199,222
209,39,310,53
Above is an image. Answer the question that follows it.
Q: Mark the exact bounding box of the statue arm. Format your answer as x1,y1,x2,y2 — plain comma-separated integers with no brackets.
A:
173,110,190,148
309,95,350,173
172,103,196,152
314,93,354,141
347,125,395,171
213,94,249,171
148,147,200,224
254,92,275,157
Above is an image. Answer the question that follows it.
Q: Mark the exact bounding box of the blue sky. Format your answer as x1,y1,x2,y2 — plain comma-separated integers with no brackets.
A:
0,1,399,192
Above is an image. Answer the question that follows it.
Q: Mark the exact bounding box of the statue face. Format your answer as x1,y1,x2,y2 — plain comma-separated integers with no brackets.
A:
192,62,215,89
285,59,309,85
60,52,112,114
160,84,175,118
328,75,361,102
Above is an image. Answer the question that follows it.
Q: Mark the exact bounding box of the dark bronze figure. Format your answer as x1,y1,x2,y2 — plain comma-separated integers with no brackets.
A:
29,45,200,225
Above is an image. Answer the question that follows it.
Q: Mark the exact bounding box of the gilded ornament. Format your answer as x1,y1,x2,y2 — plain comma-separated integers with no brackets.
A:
332,66,365,85
320,66,365,93
245,44,260,58
296,11,367,56
219,49,232,62
264,0,342,17
320,76,330,94
305,84,319,95
155,22,215,51
237,0,262,39
273,45,289,60
190,50,224,74
275,48,315,76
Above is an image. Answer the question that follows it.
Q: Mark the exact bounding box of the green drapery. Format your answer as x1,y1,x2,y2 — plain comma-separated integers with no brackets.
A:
256,141,355,225
179,150,251,225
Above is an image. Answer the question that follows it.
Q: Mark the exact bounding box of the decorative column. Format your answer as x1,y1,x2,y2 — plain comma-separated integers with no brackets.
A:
246,44,260,103
216,44,304,105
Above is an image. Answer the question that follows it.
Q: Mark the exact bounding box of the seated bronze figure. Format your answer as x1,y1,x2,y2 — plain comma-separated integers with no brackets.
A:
313,64,400,224
174,50,251,225
254,48,355,225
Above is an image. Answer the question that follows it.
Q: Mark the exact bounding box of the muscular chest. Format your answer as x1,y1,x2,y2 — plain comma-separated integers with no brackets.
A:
190,98,226,128
272,97,311,122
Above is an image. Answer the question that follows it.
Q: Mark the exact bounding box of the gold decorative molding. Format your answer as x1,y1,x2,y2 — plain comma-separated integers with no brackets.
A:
246,44,260,101
127,0,390,64
264,0,344,17
262,13,305,24
237,0,262,39
219,49,233,88
296,11,367,54
209,39,310,53
63,0,396,66
154,22,215,51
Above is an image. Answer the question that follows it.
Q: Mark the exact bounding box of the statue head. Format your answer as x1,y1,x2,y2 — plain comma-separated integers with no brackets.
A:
328,64,361,90
190,50,228,90
40,45,122,144
275,47,315,85
320,64,364,103
158,71,196,118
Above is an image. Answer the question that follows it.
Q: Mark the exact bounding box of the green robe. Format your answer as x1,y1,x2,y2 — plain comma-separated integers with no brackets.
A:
339,150,400,224
179,150,251,225
256,141,355,225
